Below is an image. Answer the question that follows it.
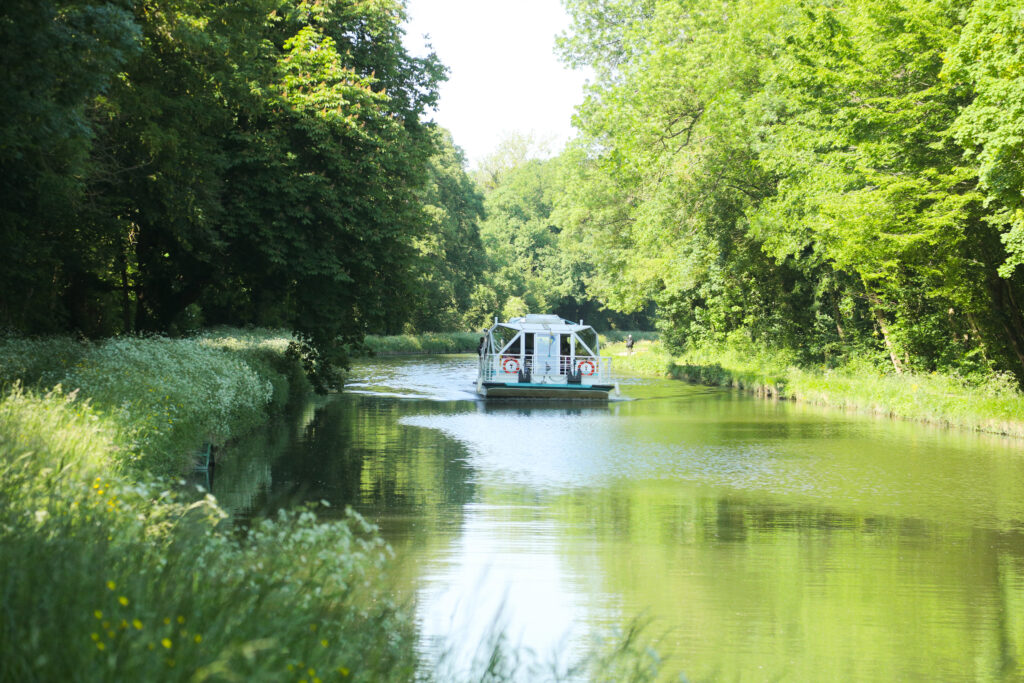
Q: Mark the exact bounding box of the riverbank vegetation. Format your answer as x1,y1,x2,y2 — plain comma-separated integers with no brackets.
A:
549,0,1024,386
614,340,1024,437
550,0,1024,387
0,0,482,382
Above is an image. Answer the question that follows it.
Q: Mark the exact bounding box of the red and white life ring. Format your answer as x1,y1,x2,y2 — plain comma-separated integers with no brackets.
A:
577,359,596,376
502,356,520,374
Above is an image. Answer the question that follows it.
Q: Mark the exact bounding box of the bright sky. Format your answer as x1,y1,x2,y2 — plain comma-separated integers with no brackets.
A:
402,0,588,169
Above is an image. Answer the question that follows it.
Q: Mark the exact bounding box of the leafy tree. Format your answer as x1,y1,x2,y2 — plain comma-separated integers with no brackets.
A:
475,149,651,329
1,0,450,384
558,0,816,350
0,0,139,332
403,128,486,333
557,0,1024,377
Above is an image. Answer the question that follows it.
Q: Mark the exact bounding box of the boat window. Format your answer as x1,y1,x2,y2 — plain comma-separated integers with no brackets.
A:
492,326,517,352
560,335,572,357
576,328,598,356
503,336,521,355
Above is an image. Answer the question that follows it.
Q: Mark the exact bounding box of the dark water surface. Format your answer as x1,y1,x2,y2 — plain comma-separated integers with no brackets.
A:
211,355,1024,680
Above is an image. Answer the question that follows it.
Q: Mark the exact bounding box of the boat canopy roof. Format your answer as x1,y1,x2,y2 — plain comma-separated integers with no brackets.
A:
488,314,594,333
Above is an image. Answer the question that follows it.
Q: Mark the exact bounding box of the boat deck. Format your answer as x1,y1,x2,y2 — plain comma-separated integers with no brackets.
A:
480,381,614,400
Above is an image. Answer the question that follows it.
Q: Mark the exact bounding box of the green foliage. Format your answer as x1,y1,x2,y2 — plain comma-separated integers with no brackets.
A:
787,363,1024,435
945,0,1024,277
600,330,659,344
0,0,140,333
403,129,487,333
474,149,653,330
0,389,417,681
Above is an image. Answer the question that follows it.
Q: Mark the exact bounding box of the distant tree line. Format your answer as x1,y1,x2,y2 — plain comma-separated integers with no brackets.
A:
0,0,489,381
467,134,653,331
541,0,1024,378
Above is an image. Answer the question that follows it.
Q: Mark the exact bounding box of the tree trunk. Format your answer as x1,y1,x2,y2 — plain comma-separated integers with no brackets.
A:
965,312,991,364
866,290,903,374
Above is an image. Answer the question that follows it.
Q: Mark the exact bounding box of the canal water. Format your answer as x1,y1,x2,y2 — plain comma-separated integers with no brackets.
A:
210,355,1024,681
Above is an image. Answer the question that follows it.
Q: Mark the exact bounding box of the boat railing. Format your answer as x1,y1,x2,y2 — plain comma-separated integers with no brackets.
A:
479,353,614,384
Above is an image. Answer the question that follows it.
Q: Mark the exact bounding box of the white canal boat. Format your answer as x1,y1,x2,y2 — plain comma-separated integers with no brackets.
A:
476,314,617,399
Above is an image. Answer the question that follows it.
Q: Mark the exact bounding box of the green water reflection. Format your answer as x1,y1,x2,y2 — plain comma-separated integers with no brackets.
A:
215,355,1024,681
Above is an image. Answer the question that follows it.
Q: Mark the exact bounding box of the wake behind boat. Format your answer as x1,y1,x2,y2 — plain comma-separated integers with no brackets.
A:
476,314,617,399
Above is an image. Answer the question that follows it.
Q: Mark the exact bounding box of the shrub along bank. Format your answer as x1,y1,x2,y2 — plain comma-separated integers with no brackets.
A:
0,330,421,681
611,341,1024,438
0,329,311,477
360,332,481,356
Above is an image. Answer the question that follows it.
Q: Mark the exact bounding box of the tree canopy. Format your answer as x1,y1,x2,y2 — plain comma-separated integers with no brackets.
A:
553,0,1024,378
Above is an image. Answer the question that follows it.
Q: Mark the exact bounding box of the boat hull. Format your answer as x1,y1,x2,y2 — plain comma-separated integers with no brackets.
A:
479,381,614,400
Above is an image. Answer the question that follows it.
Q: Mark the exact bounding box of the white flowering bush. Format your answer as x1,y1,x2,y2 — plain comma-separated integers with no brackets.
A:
197,328,310,412
0,335,88,387
0,330,305,475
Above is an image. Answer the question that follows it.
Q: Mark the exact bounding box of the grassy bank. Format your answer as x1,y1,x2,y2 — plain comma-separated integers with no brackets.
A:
0,389,416,682
611,340,1024,438
361,332,480,355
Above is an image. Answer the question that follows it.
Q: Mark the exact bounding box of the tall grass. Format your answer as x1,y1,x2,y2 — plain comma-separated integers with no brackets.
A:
787,361,1024,435
0,388,417,682
618,340,1024,437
